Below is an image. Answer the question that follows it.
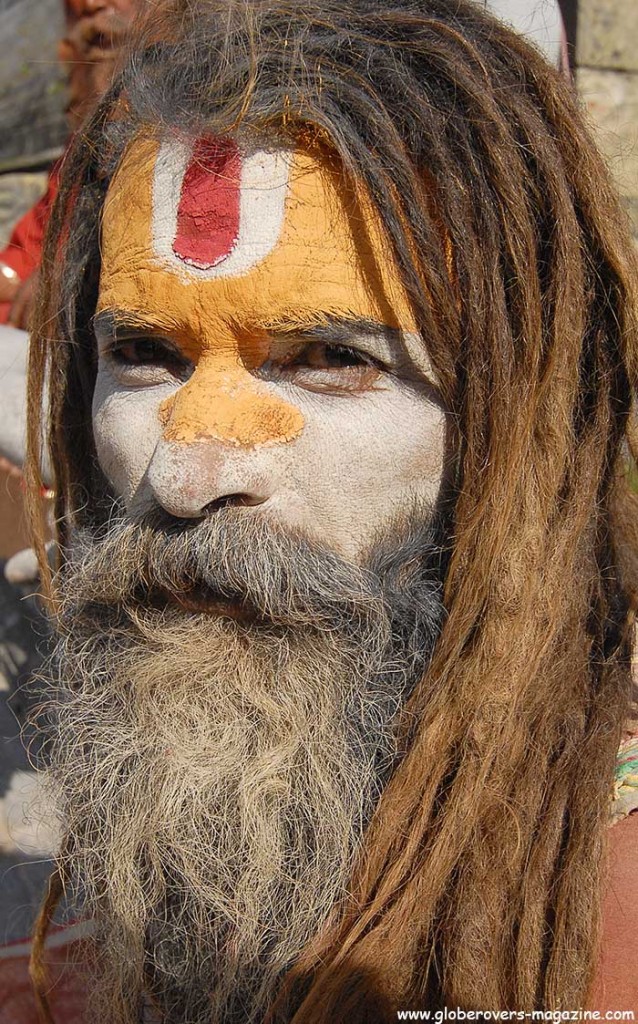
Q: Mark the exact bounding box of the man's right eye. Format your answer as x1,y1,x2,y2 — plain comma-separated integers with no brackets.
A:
111,338,180,366
105,337,193,385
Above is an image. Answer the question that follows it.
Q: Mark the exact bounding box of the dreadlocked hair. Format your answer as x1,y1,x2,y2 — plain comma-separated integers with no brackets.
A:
26,0,638,1018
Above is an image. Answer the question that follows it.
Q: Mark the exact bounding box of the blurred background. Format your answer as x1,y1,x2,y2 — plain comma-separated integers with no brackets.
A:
0,0,139,961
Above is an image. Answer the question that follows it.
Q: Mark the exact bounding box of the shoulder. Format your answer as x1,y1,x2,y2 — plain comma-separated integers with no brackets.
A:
590,812,638,1012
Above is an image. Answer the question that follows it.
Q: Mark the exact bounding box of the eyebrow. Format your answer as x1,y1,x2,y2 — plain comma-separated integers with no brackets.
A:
93,309,404,345
92,309,176,340
259,314,404,346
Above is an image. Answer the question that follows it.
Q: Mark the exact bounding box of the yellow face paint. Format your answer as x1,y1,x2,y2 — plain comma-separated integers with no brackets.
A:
98,134,418,449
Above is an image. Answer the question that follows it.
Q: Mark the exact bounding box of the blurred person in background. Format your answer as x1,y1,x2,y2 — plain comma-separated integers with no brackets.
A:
0,0,139,329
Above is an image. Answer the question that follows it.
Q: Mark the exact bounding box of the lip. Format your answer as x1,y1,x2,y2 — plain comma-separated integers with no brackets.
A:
155,585,259,623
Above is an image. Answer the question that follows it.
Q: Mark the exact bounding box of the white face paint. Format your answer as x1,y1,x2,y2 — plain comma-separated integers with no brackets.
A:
92,135,448,561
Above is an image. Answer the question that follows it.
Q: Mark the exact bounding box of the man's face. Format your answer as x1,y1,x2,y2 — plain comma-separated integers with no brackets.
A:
46,132,451,1022
93,135,447,560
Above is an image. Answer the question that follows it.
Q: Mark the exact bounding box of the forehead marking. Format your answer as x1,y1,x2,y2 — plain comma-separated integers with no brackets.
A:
174,137,241,269
152,137,291,283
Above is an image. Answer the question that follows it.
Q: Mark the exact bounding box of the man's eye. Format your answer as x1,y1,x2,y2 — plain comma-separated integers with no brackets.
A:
105,337,193,386
261,342,383,392
112,338,178,366
293,343,372,370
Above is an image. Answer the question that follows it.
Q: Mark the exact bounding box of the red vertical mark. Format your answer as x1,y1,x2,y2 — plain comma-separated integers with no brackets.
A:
173,137,241,269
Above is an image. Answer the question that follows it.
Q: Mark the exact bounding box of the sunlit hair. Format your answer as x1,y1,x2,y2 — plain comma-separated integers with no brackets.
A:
27,0,638,1017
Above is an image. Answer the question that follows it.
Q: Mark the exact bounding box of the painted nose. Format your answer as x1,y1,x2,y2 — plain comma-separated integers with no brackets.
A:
145,438,269,519
158,360,304,449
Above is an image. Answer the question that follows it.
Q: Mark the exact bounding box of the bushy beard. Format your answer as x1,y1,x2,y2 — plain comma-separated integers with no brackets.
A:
37,505,446,1023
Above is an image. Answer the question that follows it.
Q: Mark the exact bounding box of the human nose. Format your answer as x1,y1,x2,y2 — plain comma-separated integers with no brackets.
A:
143,438,270,520
158,358,304,450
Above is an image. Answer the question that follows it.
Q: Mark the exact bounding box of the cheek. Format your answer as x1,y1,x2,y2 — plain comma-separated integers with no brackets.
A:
344,404,446,508
288,390,447,557
92,371,168,503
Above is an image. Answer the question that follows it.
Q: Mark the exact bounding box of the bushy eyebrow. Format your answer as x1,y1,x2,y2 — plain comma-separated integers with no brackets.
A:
260,314,403,346
93,309,403,345
92,309,176,340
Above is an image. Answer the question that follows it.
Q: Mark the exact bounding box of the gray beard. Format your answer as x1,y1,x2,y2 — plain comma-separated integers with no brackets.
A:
37,505,446,1023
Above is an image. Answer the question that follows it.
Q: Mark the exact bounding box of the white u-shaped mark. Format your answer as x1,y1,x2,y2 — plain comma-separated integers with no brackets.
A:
151,136,292,283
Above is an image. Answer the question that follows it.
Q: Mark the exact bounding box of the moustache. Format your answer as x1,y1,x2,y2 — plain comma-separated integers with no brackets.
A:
57,504,448,638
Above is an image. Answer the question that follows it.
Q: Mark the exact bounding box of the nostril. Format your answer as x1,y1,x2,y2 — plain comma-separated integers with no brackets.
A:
203,494,266,513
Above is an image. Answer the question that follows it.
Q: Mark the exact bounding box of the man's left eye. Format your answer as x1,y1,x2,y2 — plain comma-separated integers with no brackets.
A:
297,343,373,369
263,342,383,392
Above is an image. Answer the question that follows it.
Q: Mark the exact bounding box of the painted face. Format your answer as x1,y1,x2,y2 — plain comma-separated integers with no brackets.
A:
94,133,448,560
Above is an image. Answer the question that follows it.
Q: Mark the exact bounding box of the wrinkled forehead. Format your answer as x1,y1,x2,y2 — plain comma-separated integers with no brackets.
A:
97,132,418,333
